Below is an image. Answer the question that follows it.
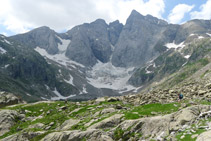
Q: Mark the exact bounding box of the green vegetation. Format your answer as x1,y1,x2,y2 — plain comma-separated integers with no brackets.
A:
124,103,181,120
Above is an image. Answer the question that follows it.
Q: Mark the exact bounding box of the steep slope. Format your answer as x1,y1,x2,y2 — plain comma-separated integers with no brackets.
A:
0,35,79,102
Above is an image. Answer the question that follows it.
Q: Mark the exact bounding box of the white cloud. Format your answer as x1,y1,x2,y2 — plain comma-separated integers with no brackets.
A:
191,0,211,20
0,0,165,34
168,4,194,24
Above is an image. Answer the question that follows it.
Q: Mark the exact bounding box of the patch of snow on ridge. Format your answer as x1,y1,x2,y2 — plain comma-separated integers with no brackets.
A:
0,47,7,54
165,41,185,49
64,74,75,86
56,36,71,52
34,46,85,68
51,88,76,100
206,33,211,37
184,55,191,59
198,36,204,39
86,61,136,92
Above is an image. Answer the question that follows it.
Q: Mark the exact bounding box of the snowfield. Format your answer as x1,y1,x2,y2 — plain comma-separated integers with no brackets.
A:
165,41,185,49
0,47,7,54
86,61,136,92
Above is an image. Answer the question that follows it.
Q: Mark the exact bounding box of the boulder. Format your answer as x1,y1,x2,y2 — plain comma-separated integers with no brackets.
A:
88,114,123,129
56,119,80,131
41,129,113,141
100,108,116,114
107,97,119,102
196,130,211,141
0,110,20,136
0,91,23,108
1,131,45,141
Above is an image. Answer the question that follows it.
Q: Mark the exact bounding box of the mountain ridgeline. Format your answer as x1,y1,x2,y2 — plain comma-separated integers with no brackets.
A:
0,10,210,101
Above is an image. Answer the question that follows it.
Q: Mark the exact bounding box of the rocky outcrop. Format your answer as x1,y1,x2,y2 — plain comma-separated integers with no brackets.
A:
41,129,113,141
88,114,123,129
197,130,211,141
0,110,20,136
0,91,23,108
1,131,45,141
56,119,80,131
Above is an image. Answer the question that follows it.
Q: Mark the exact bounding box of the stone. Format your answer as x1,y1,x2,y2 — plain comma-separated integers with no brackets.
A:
49,122,54,126
41,129,113,141
1,131,45,141
28,123,45,129
88,114,123,129
0,91,23,108
107,97,119,102
196,130,211,141
101,108,116,114
198,90,207,95
192,134,199,139
0,110,20,136
56,119,80,131
95,97,106,103
60,106,67,110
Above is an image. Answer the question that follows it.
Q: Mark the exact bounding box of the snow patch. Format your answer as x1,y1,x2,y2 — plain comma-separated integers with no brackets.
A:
64,74,75,86
4,39,12,45
56,36,71,52
45,85,50,90
4,64,9,68
189,34,195,36
165,41,185,49
86,61,136,92
26,93,31,96
34,46,85,68
206,33,211,37
0,47,7,54
184,55,191,59
51,88,76,100
79,86,88,95
198,36,204,39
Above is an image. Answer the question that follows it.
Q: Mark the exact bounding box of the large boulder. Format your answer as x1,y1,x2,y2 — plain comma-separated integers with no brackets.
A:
0,91,23,108
56,119,80,131
88,114,123,129
41,129,113,141
1,131,45,141
196,130,211,141
0,110,20,136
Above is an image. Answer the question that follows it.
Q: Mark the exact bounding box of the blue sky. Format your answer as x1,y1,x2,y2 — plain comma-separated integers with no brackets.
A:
0,0,210,36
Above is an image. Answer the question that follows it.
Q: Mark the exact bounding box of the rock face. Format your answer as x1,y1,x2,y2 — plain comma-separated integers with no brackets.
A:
0,110,19,136
41,129,113,141
10,26,62,54
111,10,169,67
0,91,23,108
56,119,80,131
66,19,123,66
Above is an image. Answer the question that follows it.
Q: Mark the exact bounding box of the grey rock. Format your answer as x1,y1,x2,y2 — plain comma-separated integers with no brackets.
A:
0,110,20,136
196,130,211,141
0,91,23,108
88,114,123,129
41,129,113,141
56,119,80,131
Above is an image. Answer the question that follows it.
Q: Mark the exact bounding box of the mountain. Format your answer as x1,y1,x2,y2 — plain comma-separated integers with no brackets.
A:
0,10,210,102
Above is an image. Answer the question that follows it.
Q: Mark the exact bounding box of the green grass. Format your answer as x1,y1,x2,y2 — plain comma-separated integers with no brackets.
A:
0,101,78,139
124,103,181,120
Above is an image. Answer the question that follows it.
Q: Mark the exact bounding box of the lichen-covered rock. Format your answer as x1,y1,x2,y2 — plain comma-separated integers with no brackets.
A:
196,130,211,141
0,91,23,108
0,110,21,136
88,114,123,129
41,129,113,141
56,119,80,131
